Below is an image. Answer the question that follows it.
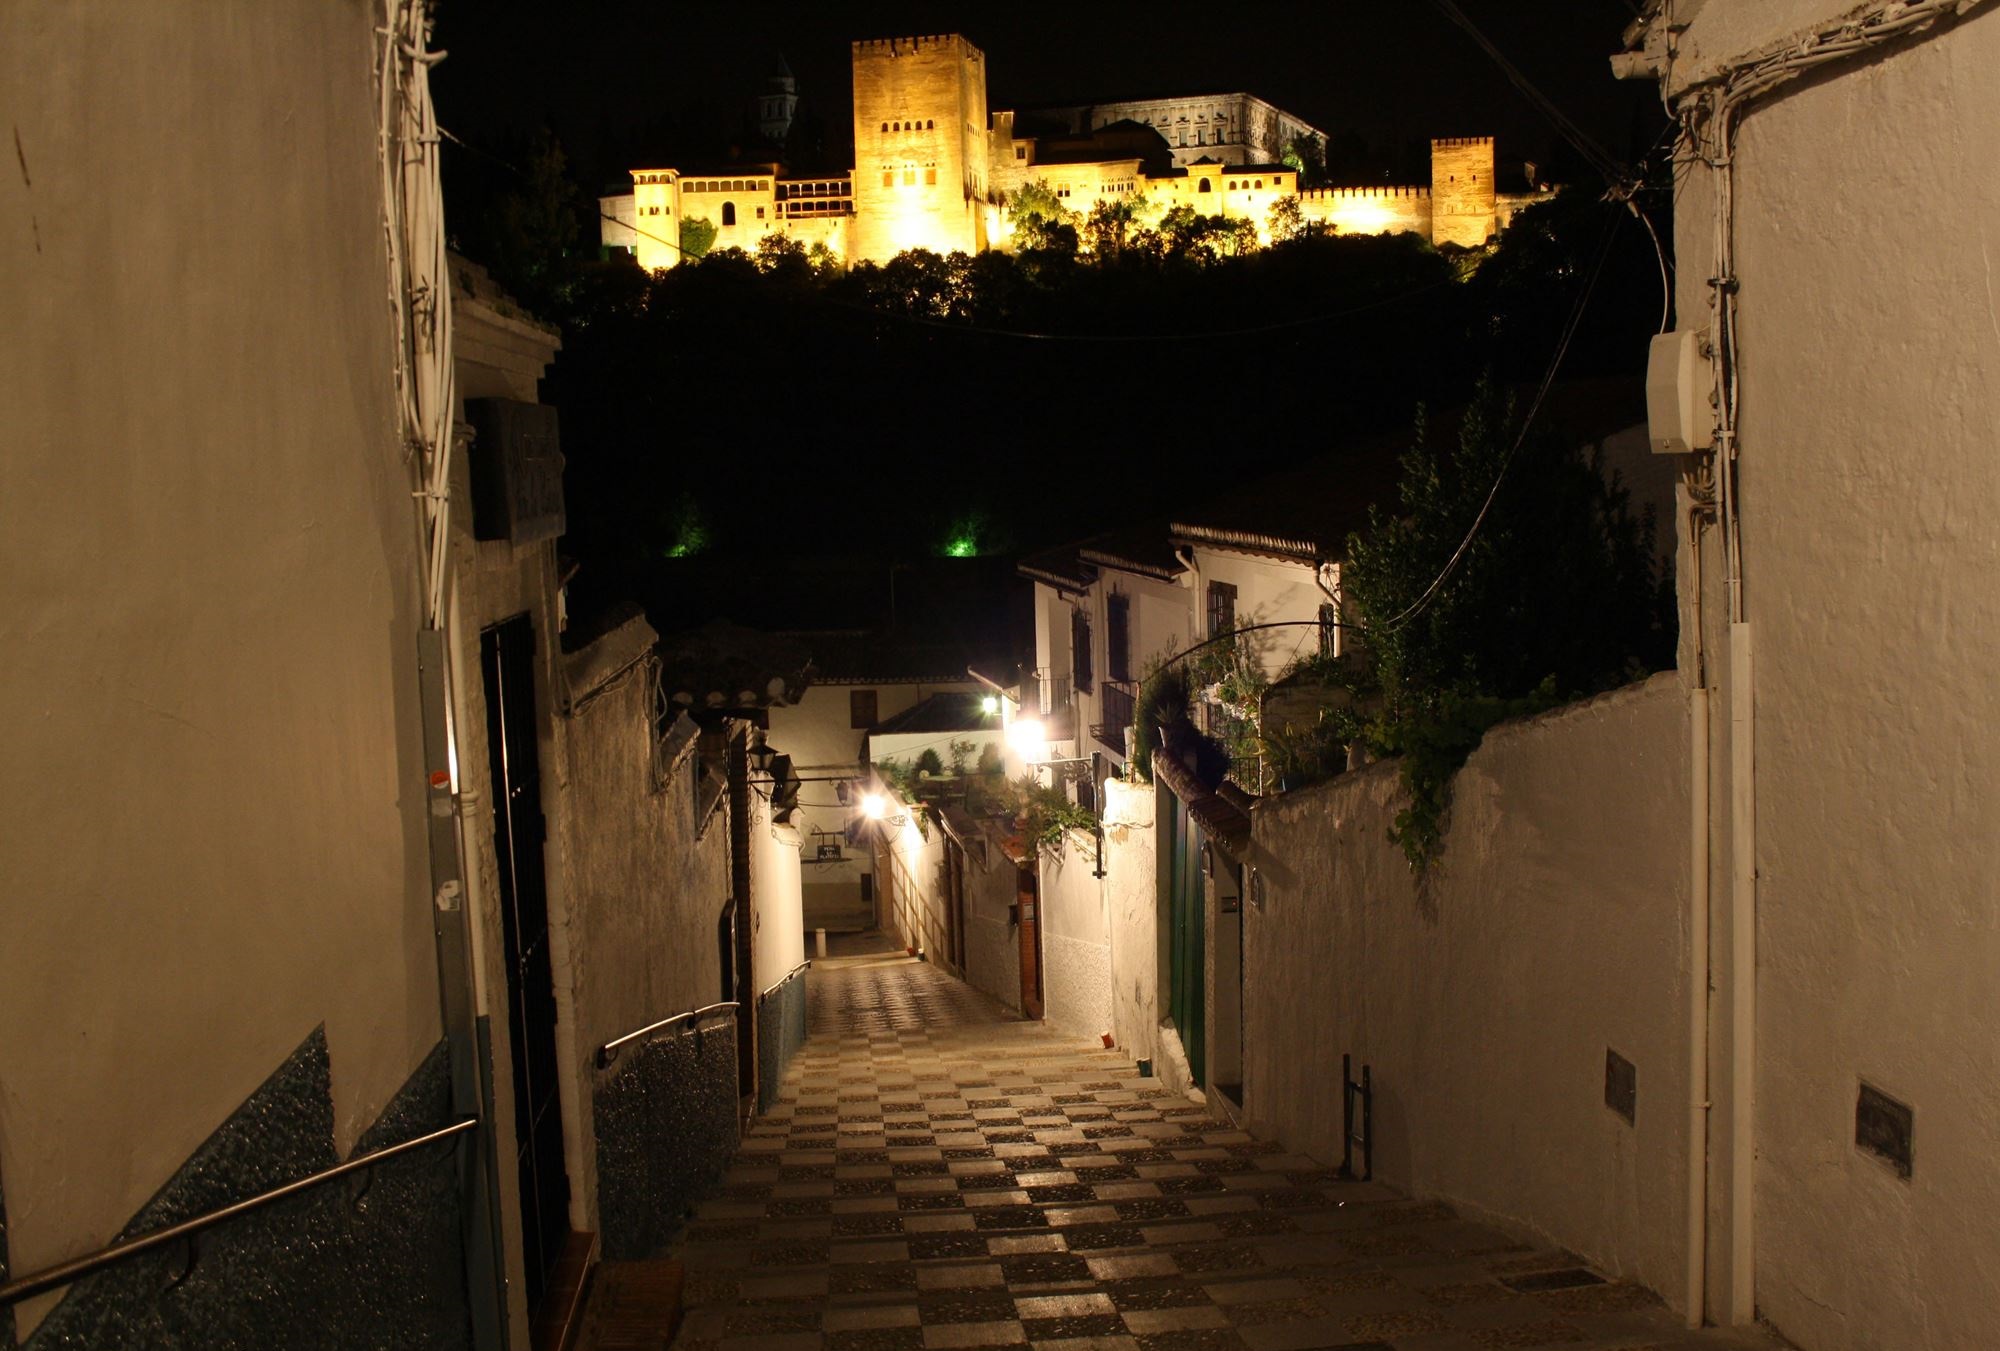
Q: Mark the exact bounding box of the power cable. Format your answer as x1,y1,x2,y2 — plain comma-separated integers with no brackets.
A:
1423,0,1627,187
1380,205,1625,633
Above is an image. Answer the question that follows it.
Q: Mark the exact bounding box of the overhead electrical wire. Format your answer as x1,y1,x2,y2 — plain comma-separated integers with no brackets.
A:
1380,206,1626,633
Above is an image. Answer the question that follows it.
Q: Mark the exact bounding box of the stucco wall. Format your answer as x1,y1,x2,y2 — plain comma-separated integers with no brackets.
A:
559,661,732,1232
1040,834,1114,1044
1101,781,1160,1067
1191,549,1328,678
961,837,1024,1014
1665,6,2000,1344
0,1,442,1330
750,790,807,995
1242,674,1691,1308
1657,0,1882,96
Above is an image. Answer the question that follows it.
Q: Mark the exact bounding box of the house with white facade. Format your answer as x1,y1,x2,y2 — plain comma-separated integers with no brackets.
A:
1611,2,2000,1343
763,632,993,932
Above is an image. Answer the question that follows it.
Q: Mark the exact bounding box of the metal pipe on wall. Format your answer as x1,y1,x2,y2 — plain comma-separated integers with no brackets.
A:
1686,681,1710,1327
1727,621,1756,1323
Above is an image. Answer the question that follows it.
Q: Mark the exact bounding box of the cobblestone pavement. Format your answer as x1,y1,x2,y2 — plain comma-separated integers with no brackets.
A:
669,940,1777,1351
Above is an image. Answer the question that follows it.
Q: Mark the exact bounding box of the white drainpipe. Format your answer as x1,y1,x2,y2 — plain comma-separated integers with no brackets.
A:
1686,680,1709,1325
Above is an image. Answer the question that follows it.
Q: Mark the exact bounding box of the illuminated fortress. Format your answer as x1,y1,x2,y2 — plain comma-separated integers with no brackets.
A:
601,35,1550,269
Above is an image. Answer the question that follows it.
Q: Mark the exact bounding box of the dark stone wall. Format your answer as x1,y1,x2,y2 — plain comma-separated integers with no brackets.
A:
757,969,809,1110
593,1020,738,1261
20,1030,471,1351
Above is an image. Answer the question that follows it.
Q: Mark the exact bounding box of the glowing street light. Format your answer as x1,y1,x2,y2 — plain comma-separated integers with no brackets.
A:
1006,716,1049,763
980,695,999,715
861,792,888,821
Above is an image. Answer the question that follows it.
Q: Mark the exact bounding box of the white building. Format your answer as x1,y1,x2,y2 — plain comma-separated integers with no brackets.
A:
1617,1,2000,1343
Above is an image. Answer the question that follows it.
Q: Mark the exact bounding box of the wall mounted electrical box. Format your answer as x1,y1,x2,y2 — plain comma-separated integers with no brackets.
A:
1645,329,1714,455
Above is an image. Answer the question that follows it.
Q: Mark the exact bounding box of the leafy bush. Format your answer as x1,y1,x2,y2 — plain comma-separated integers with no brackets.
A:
1342,378,1675,868
1009,773,1098,851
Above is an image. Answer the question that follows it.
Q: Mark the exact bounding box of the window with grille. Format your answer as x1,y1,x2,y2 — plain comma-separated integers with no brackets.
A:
1072,607,1093,695
1107,594,1131,683
1207,581,1237,638
850,688,877,728
1319,602,1340,657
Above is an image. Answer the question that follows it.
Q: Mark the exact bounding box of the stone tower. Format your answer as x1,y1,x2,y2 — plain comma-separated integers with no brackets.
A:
760,55,798,145
1430,137,1498,248
849,34,992,263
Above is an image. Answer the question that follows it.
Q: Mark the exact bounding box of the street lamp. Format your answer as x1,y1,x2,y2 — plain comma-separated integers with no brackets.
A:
1007,724,1106,879
1005,715,1049,763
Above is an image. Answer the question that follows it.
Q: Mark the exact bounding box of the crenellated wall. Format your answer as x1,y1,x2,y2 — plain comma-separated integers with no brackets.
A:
1297,185,1432,239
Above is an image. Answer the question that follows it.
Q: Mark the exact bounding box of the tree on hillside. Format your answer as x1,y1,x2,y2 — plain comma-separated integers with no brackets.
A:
1281,132,1329,189
1082,196,1143,258
1267,196,1306,243
481,128,584,315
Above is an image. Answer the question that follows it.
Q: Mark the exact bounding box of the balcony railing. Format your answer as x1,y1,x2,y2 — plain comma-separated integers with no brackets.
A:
1093,680,1137,755
1035,672,1073,716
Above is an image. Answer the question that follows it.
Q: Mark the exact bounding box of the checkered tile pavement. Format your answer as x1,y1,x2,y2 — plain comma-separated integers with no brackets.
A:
665,942,1778,1351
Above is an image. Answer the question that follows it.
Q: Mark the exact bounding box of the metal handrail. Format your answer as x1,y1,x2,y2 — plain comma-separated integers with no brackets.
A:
758,960,811,1002
595,1000,738,1069
0,1117,478,1308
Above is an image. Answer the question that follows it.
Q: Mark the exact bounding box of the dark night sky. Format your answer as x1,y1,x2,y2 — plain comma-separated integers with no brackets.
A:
433,1,1661,195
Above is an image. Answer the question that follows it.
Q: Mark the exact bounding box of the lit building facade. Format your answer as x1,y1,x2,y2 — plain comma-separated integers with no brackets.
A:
604,35,1551,271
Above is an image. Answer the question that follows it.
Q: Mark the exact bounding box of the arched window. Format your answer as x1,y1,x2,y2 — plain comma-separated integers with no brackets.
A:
722,202,736,226
1255,179,1263,189
926,119,934,129
881,122,888,132
1198,178,1211,193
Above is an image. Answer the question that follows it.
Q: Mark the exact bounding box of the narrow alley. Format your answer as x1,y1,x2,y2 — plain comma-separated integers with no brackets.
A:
646,940,1775,1351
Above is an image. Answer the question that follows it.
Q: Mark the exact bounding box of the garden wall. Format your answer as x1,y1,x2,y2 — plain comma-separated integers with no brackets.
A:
1240,672,1694,1309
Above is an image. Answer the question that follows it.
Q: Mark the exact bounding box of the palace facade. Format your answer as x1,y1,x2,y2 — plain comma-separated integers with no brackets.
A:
599,34,1550,269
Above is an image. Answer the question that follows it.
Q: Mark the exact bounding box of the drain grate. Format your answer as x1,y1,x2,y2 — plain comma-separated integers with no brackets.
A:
1500,1267,1607,1293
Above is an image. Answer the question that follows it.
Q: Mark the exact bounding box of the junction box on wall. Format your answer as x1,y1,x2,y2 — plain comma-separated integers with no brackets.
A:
1646,329,1715,454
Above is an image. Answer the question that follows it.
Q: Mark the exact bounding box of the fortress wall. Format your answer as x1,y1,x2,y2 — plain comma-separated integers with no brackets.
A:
1298,185,1432,239
851,35,987,261
1495,190,1557,231
776,213,850,258
1431,136,1498,248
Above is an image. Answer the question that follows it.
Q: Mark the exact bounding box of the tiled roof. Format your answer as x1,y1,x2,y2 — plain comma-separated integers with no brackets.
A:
868,692,1000,736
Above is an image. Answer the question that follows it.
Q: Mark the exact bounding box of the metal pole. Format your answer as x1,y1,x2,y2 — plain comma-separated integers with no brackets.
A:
417,628,508,1351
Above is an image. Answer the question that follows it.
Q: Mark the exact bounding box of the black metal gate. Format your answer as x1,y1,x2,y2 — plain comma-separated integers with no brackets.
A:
480,615,568,1312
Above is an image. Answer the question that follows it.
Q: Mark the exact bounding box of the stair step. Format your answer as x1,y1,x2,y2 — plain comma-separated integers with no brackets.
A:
579,1257,684,1351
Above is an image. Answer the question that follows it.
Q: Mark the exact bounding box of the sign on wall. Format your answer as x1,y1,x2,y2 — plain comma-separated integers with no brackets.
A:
466,398,565,545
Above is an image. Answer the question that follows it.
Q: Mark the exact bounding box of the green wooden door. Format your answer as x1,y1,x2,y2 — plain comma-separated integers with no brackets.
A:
1167,793,1206,1087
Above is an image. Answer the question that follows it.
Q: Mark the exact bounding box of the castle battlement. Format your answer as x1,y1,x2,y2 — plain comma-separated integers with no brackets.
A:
852,35,966,56
1431,136,1495,149
1300,185,1431,201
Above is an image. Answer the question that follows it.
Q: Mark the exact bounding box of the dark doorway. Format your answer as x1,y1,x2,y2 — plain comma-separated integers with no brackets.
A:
1017,867,1044,1019
944,840,967,974
480,614,569,1313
